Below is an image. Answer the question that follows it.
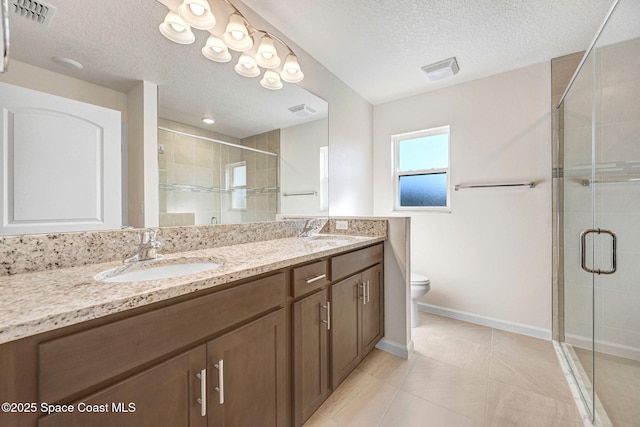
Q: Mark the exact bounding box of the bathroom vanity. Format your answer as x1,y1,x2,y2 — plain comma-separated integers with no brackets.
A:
0,232,385,427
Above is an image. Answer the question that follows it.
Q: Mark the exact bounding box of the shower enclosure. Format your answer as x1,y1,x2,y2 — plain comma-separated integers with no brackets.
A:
556,0,640,424
158,125,279,226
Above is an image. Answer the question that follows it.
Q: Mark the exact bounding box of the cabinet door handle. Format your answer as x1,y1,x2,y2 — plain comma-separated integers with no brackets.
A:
366,280,370,303
214,359,224,404
359,282,366,305
196,368,206,416
321,301,331,330
306,273,326,284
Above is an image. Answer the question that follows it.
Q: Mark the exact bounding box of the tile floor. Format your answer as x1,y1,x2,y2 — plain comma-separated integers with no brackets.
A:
304,312,583,427
574,347,640,426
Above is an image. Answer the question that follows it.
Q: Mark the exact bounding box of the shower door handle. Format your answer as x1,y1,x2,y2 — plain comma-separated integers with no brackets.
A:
580,228,617,275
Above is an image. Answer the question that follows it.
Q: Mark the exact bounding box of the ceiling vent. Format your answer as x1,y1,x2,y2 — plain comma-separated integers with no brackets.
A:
288,104,316,118
421,57,460,81
11,0,56,26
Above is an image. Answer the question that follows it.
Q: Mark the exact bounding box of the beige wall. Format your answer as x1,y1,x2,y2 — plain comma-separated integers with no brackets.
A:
0,60,128,119
373,62,553,336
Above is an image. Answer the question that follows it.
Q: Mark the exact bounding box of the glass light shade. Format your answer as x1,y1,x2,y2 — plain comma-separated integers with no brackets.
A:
201,35,231,62
159,12,195,45
178,0,216,30
256,36,281,69
260,70,283,90
223,14,253,51
280,54,304,83
234,54,260,77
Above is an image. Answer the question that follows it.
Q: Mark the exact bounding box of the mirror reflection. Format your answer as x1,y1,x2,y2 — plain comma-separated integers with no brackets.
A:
0,0,328,235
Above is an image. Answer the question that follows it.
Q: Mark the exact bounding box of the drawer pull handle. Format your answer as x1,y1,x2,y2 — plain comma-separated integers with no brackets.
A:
306,273,326,284
358,282,365,304
321,301,331,330
196,368,206,416
214,360,224,404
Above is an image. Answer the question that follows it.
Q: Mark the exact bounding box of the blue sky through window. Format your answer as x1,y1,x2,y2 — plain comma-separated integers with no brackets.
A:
398,134,448,171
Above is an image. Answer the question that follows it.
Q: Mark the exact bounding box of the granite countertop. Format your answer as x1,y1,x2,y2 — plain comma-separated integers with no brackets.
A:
0,235,384,345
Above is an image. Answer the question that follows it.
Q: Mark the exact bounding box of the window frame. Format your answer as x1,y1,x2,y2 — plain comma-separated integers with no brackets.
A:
392,125,451,212
226,161,247,211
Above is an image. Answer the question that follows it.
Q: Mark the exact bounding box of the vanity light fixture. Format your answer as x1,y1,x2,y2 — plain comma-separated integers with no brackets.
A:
159,0,304,90
201,117,215,124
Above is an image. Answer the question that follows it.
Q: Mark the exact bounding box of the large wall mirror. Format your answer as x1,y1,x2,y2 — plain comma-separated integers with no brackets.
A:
0,0,328,235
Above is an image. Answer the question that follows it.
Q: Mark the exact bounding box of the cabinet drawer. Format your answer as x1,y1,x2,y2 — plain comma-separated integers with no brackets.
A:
330,244,383,281
38,273,286,403
292,260,328,298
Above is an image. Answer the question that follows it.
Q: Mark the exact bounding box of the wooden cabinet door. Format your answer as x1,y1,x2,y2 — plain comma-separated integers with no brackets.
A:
361,264,383,355
292,289,329,426
38,346,207,427
206,309,287,427
330,274,362,389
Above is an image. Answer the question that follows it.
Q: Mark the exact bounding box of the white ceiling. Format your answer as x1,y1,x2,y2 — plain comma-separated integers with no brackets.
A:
7,0,615,133
241,0,614,105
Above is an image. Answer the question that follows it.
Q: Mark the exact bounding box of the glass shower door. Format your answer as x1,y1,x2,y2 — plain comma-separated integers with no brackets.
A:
559,0,640,424
559,46,596,419
590,1,640,424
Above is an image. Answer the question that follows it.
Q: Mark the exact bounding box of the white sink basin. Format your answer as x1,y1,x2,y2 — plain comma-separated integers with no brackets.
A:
304,235,355,244
97,261,221,283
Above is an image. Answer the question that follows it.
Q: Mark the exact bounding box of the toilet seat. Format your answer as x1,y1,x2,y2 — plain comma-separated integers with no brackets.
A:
411,272,430,286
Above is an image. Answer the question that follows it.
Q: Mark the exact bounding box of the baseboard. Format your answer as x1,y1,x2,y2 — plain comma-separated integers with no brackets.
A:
565,333,640,362
376,338,412,359
418,302,552,340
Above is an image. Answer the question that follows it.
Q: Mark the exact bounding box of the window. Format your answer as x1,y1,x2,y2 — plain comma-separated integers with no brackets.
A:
226,161,247,210
393,126,450,211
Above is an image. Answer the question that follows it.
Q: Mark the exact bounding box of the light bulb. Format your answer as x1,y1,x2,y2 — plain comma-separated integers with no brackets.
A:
170,23,186,33
260,70,283,90
159,12,195,45
178,0,215,30
224,14,253,51
280,54,304,83
235,54,260,77
201,35,231,63
256,35,280,69
189,3,205,16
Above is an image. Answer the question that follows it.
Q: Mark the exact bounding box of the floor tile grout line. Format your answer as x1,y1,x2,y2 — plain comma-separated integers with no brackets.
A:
373,386,400,427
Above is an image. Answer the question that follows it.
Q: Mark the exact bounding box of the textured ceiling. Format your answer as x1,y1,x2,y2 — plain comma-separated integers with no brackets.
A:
7,0,328,139
241,0,614,104
7,0,616,134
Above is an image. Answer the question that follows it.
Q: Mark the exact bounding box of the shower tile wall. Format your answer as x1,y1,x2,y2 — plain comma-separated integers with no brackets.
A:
158,119,226,226
552,51,584,342
560,38,640,361
158,120,280,226
240,129,280,223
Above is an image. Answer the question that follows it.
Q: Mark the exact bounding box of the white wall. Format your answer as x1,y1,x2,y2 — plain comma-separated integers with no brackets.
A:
280,118,328,215
239,2,374,216
373,62,553,334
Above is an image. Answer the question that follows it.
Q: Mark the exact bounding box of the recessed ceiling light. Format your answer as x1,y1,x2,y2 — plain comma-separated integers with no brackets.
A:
202,117,215,124
51,56,84,70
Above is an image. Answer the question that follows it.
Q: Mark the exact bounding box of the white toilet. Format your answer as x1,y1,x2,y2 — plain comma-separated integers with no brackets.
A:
411,273,431,327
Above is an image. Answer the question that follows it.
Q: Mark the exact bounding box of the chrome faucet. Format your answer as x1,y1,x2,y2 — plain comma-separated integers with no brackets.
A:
299,219,315,238
125,228,163,263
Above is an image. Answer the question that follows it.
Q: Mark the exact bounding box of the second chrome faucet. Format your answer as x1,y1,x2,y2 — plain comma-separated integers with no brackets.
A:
125,228,163,263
